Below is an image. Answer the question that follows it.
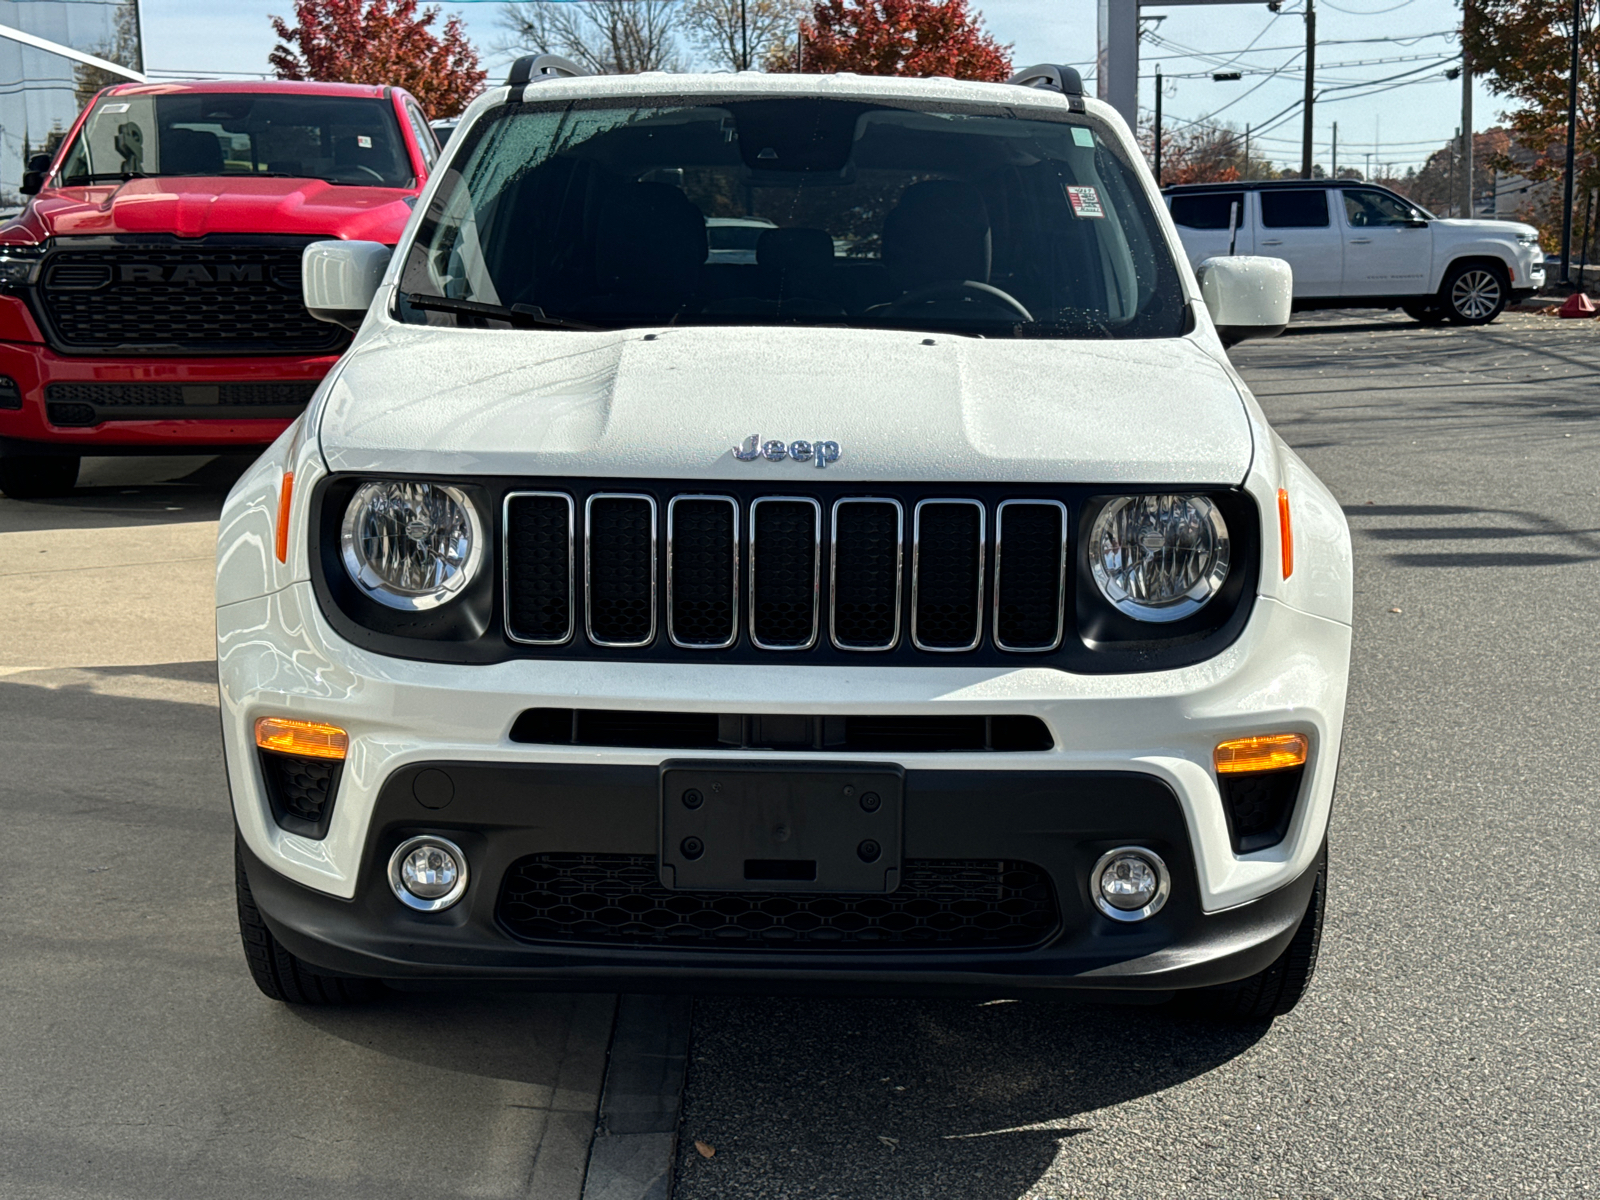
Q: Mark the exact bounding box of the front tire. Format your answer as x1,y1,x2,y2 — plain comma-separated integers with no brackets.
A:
0,454,79,499
236,840,382,1005
1181,857,1325,1022
1442,262,1508,325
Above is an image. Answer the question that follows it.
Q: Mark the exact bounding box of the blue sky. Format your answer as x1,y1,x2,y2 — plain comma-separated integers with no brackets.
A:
142,0,1496,175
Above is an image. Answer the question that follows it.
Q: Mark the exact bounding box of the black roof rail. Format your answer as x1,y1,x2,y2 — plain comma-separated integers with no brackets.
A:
506,54,590,87
1007,64,1087,113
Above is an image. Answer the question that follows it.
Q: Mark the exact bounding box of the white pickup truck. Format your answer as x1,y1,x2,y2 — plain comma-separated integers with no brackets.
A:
1164,179,1544,325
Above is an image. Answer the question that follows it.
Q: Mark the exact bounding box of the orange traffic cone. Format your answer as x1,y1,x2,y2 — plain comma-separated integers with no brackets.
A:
1558,292,1597,318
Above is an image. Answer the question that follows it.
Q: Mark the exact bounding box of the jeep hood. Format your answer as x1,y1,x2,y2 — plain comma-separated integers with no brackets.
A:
20,176,414,243
318,323,1254,485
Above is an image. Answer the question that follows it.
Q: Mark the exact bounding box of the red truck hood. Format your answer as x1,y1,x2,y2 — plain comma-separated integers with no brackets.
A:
10,176,415,244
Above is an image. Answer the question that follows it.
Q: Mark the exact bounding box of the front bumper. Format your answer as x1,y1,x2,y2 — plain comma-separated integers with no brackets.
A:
239,771,1325,994
0,338,336,452
219,577,1349,989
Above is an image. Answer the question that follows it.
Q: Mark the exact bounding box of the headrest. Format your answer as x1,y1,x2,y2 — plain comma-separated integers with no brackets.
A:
161,127,223,176
882,180,991,292
595,183,709,296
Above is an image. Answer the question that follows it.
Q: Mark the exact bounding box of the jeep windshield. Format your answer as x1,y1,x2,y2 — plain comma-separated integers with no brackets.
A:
397,96,1188,339
59,94,412,188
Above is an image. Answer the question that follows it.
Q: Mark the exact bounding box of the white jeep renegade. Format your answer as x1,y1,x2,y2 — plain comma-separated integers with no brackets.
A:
218,59,1352,1020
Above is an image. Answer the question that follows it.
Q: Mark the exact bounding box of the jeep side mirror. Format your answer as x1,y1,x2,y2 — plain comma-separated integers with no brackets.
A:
19,171,44,196
302,240,391,330
1196,255,1292,348
1405,218,1429,228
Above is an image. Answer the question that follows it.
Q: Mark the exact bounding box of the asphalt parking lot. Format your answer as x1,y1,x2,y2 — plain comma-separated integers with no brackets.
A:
1,310,1596,1199
670,312,1600,1199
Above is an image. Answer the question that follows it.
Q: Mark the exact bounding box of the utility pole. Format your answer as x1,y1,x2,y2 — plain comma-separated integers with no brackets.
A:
1301,0,1316,178
1332,121,1338,179
1154,65,1163,185
1244,124,1251,180
739,0,749,70
1560,0,1580,285
1450,127,1458,216
1460,0,1474,217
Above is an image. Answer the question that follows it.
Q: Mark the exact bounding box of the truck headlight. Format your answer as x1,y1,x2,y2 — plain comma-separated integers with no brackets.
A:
0,247,42,287
340,479,484,610
1089,494,1231,622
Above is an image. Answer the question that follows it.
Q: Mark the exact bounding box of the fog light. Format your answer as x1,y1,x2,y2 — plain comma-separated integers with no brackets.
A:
1091,846,1171,922
387,836,469,911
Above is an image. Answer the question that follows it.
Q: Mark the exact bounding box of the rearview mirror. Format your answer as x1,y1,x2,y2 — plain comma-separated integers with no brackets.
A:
1196,255,1292,348
303,240,391,330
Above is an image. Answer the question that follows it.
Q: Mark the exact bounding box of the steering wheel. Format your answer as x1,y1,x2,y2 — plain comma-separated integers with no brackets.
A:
329,164,386,184
881,280,1034,323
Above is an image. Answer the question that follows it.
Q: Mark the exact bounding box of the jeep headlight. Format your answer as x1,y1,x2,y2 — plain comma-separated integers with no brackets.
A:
340,480,484,610
1089,494,1231,622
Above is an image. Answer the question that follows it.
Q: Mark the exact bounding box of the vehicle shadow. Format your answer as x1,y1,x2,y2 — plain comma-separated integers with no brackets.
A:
0,452,257,533
674,994,1268,1197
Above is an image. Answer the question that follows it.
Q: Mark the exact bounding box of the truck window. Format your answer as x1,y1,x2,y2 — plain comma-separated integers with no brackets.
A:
1170,192,1245,230
1260,189,1329,228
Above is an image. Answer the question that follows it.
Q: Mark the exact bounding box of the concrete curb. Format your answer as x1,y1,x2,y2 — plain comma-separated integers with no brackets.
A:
580,995,693,1200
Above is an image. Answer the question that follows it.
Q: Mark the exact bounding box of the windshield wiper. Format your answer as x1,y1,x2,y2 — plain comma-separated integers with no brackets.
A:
405,293,598,330
66,171,151,183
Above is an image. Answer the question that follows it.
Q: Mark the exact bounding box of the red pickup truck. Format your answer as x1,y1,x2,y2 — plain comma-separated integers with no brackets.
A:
0,80,439,498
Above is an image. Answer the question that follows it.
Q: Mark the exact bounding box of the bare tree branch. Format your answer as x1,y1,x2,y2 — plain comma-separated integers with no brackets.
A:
500,1,685,74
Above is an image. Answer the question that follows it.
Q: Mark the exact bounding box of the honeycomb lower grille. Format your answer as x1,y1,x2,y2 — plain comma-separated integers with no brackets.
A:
497,854,1059,949
45,381,320,408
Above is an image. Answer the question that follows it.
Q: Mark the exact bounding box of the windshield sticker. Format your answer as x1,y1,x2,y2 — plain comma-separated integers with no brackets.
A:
357,135,372,148
100,103,130,114
1071,126,1095,148
1065,185,1105,218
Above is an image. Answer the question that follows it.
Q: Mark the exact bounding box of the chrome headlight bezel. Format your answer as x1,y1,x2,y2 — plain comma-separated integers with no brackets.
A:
1088,493,1232,623
339,479,486,611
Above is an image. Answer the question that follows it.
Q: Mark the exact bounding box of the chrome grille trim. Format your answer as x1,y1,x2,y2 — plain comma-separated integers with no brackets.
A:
910,498,986,654
829,497,904,652
583,493,658,649
666,494,740,650
993,499,1069,653
748,495,822,651
503,490,576,646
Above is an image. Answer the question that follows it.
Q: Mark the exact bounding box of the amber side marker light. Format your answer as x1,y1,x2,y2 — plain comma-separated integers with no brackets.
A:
255,716,348,761
274,471,295,564
1277,487,1293,580
1214,733,1309,775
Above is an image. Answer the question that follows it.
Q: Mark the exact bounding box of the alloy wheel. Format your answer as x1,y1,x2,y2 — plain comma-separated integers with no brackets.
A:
1450,269,1501,320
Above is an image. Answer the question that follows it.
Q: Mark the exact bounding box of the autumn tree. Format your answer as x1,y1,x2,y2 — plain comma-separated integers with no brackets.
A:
685,0,808,72
270,0,486,118
796,0,1011,82
501,1,684,74
1464,0,1597,243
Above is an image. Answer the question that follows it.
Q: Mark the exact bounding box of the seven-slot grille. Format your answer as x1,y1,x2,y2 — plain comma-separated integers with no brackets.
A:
504,491,1069,656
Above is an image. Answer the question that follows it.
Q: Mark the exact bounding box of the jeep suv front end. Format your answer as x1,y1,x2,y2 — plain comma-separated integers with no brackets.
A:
219,69,1352,1016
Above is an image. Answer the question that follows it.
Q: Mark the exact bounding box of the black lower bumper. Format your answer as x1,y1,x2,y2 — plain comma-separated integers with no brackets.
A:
241,762,1321,996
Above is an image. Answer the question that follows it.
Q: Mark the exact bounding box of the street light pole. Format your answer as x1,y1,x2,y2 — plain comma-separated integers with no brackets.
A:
1154,65,1163,186
1560,0,1581,286
1460,0,1474,217
1301,0,1316,178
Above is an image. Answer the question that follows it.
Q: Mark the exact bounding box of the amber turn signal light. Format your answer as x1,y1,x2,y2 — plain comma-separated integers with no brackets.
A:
255,716,348,761
1277,488,1293,580
1214,733,1308,775
274,471,295,564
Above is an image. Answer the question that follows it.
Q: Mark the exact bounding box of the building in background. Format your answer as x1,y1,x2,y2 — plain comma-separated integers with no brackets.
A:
0,0,143,205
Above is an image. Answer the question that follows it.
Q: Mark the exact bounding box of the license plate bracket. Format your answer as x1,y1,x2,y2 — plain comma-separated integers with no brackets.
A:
660,761,903,892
